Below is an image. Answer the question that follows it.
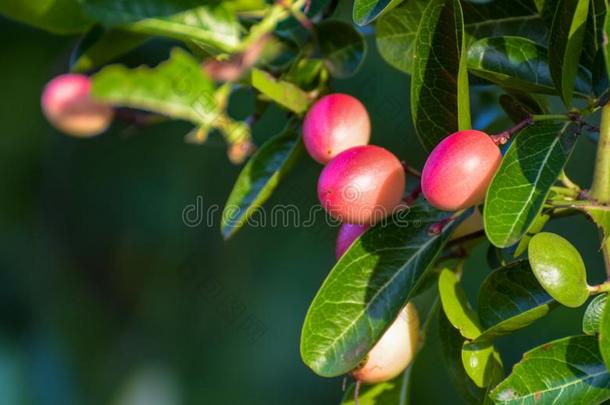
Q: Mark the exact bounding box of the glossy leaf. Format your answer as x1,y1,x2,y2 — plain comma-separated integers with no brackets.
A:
352,0,402,26
549,0,591,106
461,341,503,388
410,0,470,151
438,311,486,404
82,0,241,53
600,296,610,369
476,260,554,342
92,48,217,125
462,0,546,44
316,20,366,79
438,268,481,340
376,0,545,75
491,335,610,404
581,0,607,72
300,204,465,377
484,121,580,248
221,127,302,240
70,26,148,72
250,68,311,114
467,36,591,96
583,294,607,335
0,0,92,34
528,232,589,308
341,364,412,404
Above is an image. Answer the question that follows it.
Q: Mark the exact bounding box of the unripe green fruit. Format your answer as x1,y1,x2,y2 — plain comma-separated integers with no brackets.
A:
318,145,406,225
351,302,419,384
421,130,501,211
42,74,113,137
303,94,371,164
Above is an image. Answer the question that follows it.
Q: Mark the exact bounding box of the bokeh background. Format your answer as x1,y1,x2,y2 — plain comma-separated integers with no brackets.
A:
0,1,606,404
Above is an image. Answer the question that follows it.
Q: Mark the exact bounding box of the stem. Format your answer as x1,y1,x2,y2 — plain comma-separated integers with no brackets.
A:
531,114,572,122
558,170,581,192
590,103,610,279
490,115,533,145
588,281,610,294
590,104,610,202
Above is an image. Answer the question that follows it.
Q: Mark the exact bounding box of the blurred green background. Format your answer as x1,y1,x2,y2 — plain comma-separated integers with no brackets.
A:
0,2,607,404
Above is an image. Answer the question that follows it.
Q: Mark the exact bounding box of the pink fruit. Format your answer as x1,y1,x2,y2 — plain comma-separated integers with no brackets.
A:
318,145,406,225
421,130,501,211
336,223,369,259
352,303,420,384
41,74,113,137
303,94,370,164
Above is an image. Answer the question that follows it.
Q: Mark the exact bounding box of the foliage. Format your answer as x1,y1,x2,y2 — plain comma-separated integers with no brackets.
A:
8,0,610,403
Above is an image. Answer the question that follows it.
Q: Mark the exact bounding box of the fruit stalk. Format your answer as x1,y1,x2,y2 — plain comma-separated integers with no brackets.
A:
590,103,610,279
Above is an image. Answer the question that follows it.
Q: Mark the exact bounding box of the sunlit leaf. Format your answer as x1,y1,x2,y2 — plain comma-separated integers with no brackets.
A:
491,335,610,404
484,121,580,248
221,125,302,239
301,203,465,377
467,36,591,96
250,68,311,114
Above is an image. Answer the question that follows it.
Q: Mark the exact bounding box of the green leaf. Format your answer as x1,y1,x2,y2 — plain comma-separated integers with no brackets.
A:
549,0,591,106
528,232,589,308
491,335,610,404
70,26,148,73
583,294,607,335
461,341,503,388
467,36,592,96
376,0,545,75
438,267,481,340
0,0,92,34
352,0,402,26
375,0,428,75
484,121,580,248
476,260,554,342
316,20,367,79
581,0,607,72
410,0,470,151
82,0,241,53
221,126,302,240
250,68,311,114
600,296,610,369
461,0,547,46
340,366,412,405
438,310,486,404
91,48,218,125
300,203,465,377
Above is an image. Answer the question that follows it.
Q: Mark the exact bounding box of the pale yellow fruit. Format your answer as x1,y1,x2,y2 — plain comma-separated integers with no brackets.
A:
351,302,420,384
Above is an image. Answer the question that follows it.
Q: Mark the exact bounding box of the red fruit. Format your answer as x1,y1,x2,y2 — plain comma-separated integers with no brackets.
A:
42,74,113,137
421,130,501,211
318,145,405,225
336,223,369,259
352,303,420,384
303,94,371,164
